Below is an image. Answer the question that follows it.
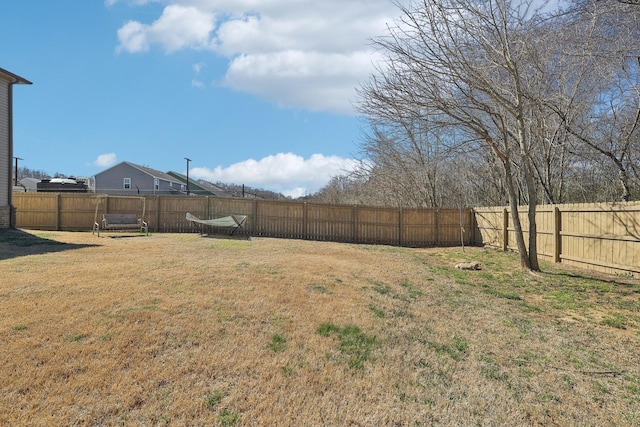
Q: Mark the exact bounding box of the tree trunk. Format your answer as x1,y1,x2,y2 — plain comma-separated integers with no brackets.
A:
524,162,541,270
503,160,530,269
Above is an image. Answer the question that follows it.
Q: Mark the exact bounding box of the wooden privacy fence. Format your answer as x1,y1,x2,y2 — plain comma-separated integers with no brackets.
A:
12,193,474,247
474,202,640,278
14,194,640,277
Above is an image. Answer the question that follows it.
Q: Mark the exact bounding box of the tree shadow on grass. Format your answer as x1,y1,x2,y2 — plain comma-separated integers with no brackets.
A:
544,266,639,287
0,228,99,261
197,233,252,241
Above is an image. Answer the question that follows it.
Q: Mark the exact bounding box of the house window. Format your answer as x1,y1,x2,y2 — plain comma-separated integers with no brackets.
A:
123,178,131,189
154,178,159,190
181,184,186,192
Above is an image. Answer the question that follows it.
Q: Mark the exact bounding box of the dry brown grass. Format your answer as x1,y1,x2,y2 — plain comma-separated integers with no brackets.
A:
1,229,639,426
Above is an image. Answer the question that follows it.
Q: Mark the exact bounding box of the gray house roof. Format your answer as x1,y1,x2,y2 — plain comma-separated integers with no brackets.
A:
93,161,187,195
125,162,183,185
166,171,232,197
15,177,39,192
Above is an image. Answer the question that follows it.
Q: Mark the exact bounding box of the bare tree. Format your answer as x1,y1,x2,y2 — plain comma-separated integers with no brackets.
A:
324,0,638,214
358,0,558,269
538,1,640,201
355,107,467,208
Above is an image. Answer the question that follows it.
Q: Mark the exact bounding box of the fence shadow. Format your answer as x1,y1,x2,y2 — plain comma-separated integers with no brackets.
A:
0,229,99,261
544,267,638,287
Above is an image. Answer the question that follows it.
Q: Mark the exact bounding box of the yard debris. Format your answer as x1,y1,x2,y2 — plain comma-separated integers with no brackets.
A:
455,261,481,270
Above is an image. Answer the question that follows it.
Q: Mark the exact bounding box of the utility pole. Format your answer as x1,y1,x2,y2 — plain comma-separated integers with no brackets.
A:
184,157,191,195
13,157,22,186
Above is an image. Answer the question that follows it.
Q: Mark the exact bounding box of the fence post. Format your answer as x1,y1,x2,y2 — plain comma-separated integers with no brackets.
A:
470,208,477,245
303,202,308,240
352,206,358,243
155,196,160,233
253,199,258,235
502,207,508,251
398,207,403,247
56,193,61,231
553,206,561,263
435,209,440,246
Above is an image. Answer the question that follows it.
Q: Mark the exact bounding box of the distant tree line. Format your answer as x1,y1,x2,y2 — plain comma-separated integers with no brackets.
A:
15,167,63,181
310,0,639,270
214,182,287,200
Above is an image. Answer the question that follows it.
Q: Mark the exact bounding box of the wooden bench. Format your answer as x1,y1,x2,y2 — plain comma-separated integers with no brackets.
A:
93,213,148,236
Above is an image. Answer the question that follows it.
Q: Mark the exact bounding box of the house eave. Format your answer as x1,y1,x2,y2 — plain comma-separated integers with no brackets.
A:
0,68,32,85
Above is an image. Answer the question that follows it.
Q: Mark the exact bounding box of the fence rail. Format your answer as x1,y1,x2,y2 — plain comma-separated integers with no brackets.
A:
13,194,640,278
13,193,474,247
474,202,640,278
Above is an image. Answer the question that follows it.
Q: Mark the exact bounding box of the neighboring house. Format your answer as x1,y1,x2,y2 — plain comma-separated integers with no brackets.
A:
0,67,31,229
166,171,232,197
14,177,90,193
93,162,186,195
37,178,89,193
13,177,39,192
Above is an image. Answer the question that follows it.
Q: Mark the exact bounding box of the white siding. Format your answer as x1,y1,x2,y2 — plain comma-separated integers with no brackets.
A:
0,80,9,208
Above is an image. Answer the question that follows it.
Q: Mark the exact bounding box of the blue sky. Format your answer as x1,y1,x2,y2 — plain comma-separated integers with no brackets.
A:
2,0,401,197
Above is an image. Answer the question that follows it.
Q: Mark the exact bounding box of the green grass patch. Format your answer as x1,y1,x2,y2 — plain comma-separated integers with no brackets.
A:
615,299,640,312
268,333,287,352
317,323,341,337
371,282,391,295
543,290,578,309
205,391,224,409
369,304,385,318
317,322,379,369
311,284,331,294
429,336,469,361
400,279,423,300
601,312,628,329
12,324,28,331
67,333,87,343
218,409,240,426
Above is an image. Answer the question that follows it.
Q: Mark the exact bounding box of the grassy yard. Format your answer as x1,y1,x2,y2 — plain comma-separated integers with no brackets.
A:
0,229,639,426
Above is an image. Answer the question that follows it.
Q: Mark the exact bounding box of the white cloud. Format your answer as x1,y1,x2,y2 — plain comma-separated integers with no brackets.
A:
113,0,400,114
191,62,206,87
193,62,205,73
190,152,358,197
117,21,149,53
223,50,381,113
106,0,162,7
92,153,118,168
117,5,215,53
